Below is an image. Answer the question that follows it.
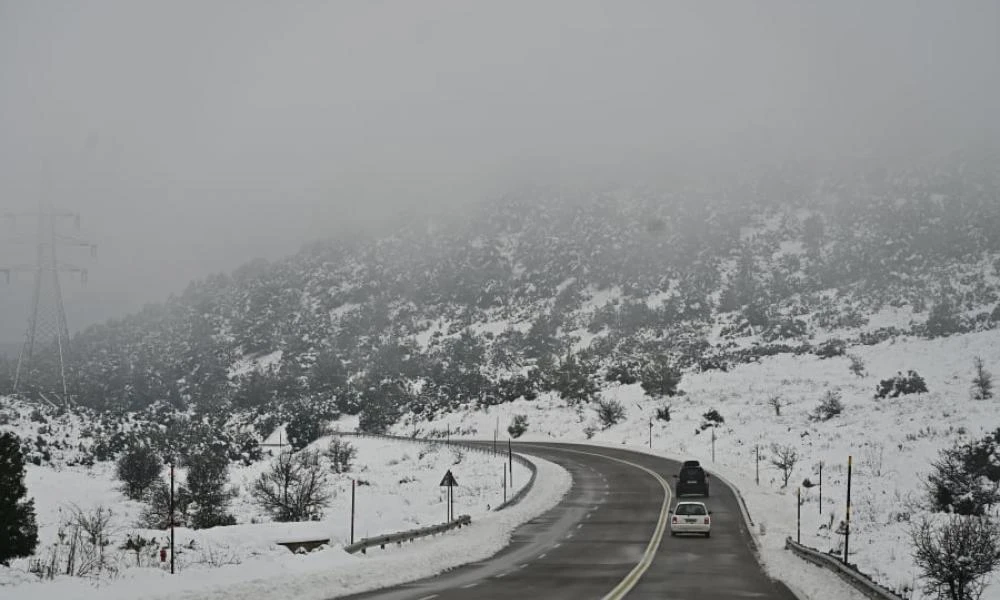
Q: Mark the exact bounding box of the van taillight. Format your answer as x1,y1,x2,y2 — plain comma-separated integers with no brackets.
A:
672,516,678,524
704,517,711,525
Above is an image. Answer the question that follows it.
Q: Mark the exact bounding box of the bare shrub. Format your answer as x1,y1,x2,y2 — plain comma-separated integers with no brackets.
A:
811,390,844,422
36,505,119,579
910,514,1000,600
325,438,357,474
848,355,867,378
768,395,783,417
251,450,330,522
770,443,798,488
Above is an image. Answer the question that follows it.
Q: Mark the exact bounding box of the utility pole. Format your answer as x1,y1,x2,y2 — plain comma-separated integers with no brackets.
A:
351,479,356,545
648,420,653,449
819,462,823,514
169,462,176,574
3,199,95,401
844,455,853,564
796,487,801,544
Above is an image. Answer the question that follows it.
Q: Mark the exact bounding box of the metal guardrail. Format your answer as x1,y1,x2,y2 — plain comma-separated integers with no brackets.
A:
785,538,904,600
345,515,472,554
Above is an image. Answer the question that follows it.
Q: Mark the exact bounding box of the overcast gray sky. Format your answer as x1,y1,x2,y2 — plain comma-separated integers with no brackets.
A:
2,0,998,343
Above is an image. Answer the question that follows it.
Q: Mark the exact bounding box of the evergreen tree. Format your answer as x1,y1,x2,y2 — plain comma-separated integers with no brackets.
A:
185,447,235,529
640,357,683,398
0,432,39,565
926,295,964,338
545,353,598,404
116,443,163,501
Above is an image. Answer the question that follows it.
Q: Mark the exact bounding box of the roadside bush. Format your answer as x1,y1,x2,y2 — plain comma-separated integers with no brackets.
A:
507,414,528,439
655,404,672,422
876,370,928,399
596,398,626,429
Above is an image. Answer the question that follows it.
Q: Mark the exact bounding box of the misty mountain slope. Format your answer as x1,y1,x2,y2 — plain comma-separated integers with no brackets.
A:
2,156,999,445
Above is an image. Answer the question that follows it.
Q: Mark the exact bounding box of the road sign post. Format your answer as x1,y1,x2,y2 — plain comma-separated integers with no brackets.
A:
440,469,458,522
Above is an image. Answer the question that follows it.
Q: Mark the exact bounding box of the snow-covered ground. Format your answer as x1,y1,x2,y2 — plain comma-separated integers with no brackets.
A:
403,327,1000,600
1,430,566,600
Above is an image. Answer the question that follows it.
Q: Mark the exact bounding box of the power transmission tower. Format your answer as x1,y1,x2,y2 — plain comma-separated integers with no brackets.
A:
2,198,96,402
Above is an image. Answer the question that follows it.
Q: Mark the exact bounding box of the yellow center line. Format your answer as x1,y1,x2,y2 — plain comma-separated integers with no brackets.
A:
519,444,672,600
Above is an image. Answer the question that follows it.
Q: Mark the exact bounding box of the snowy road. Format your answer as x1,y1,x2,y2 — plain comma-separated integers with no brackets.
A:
344,441,796,599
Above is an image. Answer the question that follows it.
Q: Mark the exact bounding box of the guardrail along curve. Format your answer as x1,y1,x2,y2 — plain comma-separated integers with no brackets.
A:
785,537,904,600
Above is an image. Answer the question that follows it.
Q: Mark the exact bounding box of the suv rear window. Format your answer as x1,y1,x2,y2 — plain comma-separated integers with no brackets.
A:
680,467,704,480
675,504,707,516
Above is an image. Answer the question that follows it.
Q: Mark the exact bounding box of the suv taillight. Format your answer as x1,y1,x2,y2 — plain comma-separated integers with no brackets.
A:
672,516,678,524
704,517,711,525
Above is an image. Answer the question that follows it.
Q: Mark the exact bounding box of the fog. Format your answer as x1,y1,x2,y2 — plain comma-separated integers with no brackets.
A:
1,0,998,343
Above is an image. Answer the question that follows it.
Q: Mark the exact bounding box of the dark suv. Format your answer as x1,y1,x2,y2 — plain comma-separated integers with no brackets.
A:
674,461,710,497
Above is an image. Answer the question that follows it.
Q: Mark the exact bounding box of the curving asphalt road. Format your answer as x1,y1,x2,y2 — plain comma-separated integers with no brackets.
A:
341,442,797,600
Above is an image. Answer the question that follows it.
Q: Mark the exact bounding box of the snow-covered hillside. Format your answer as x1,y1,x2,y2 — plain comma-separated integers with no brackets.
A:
403,327,1000,599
